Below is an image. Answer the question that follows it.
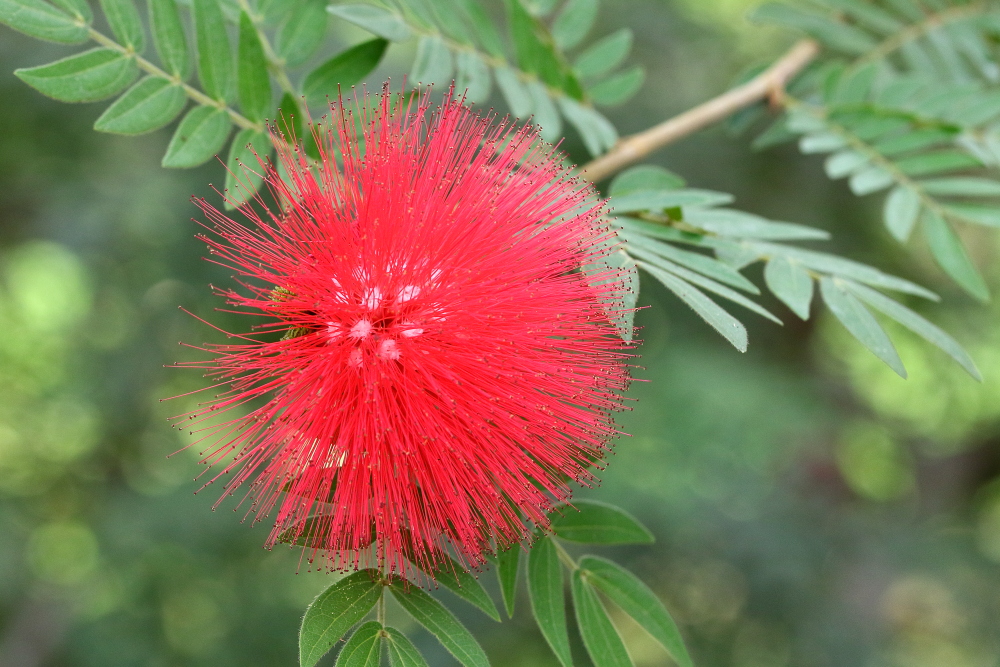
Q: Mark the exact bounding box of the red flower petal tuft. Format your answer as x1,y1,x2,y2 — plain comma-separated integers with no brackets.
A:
175,87,633,578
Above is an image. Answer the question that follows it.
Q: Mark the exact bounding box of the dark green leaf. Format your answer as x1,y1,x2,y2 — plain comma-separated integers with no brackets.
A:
496,545,520,618
883,185,921,242
527,537,571,667
579,556,693,667
148,0,190,78
505,0,566,91
0,0,89,43
455,50,491,104
277,0,326,67
552,0,596,50
589,66,644,107
845,281,981,380
571,570,631,667
609,165,685,195
558,97,617,157
410,35,453,87
819,276,906,377
919,177,1000,197
238,11,271,123
385,627,429,667
162,106,232,167
551,500,654,544
225,128,271,208
299,570,383,667
410,550,499,621
642,263,748,351
752,116,797,150
574,27,631,79
304,39,388,103
328,4,412,42
192,0,234,102
849,165,895,196
389,579,489,667
494,66,533,118
94,76,185,134
15,48,138,102
334,621,382,667
764,255,813,320
921,208,989,301
99,0,144,51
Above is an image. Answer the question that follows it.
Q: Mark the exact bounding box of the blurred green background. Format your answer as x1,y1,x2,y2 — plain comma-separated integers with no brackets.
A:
2,1,1000,666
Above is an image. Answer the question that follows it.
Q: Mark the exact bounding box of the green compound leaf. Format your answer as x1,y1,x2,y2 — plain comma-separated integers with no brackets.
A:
237,11,271,123
844,280,981,381
764,255,814,320
883,185,921,243
192,0,234,102
299,570,383,667
328,4,412,42
496,544,521,618
0,0,90,44
225,128,271,208
385,627,430,667
589,66,644,107
527,537,571,667
276,0,327,67
388,578,490,667
94,76,185,134
148,0,190,79
162,106,232,167
572,570,632,667
15,48,138,102
574,27,632,79
579,556,693,667
819,276,906,378
303,38,387,104
550,500,654,545
99,0,144,51
334,621,383,667
921,208,989,302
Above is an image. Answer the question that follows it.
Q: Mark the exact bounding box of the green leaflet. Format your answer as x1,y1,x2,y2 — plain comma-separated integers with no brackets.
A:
276,0,326,67
921,208,989,302
550,500,654,544
527,537,571,667
384,627,429,667
552,0,597,50
403,546,499,621
819,276,906,378
303,38,388,104
237,11,271,123
389,579,490,667
192,0,233,102
148,0,190,79
99,0,144,52
764,255,814,320
495,544,520,618
574,27,632,79
410,35,453,87
609,165,685,195
162,106,232,168
0,0,90,44
15,48,138,102
224,128,271,208
883,186,921,243
334,622,382,667
328,4,412,42
572,570,631,667
589,66,644,107
299,570,383,667
559,97,618,157
454,50,491,104
94,76,186,134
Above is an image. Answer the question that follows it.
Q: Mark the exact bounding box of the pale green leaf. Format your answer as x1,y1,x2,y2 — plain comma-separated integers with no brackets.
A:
385,627,429,667
225,128,271,208
99,0,144,51
162,106,232,168
574,27,631,79
299,570,383,667
751,3,877,54
944,204,1000,227
551,500,654,544
684,208,830,240
558,97,617,157
410,35,453,87
620,230,759,293
918,177,1000,197
192,0,234,102
589,66,644,107
455,50,491,104
800,132,847,154
572,570,632,667
334,622,382,667
527,537,571,667
883,185,921,242
527,79,561,140
328,4,412,42
819,276,906,377
849,165,895,195
15,48,138,102
303,38,388,103
0,0,89,43
389,579,490,667
94,76,186,134
921,208,989,301
277,0,326,67
825,149,868,178
895,151,981,177
764,255,814,320
148,0,190,78
494,66,533,118
611,189,733,212
609,165,685,195
237,12,271,123
552,0,597,50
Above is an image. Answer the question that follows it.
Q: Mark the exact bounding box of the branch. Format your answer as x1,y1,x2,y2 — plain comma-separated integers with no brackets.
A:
579,39,820,184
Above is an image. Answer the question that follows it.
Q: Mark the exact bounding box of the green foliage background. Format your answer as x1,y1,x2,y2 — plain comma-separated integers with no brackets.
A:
2,0,1000,666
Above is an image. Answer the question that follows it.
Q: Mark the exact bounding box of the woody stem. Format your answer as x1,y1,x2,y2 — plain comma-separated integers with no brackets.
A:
578,39,820,183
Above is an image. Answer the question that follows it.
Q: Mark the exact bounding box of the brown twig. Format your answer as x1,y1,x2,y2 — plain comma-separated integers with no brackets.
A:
579,39,821,183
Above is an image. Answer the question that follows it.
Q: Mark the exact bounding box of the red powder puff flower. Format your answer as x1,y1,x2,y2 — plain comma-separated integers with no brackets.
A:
176,87,632,577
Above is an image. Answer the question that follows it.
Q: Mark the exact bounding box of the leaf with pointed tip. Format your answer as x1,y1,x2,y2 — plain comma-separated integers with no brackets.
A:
845,281,981,380
496,545,520,618
552,0,597,49
574,28,632,79
764,255,814,320
572,570,631,667
334,622,382,667
389,579,489,667
550,500,654,544
883,186,920,242
921,208,989,301
610,165,685,195
684,209,829,241
99,0,144,51
580,556,693,667
303,38,388,104
819,276,906,377
385,627,429,667
237,11,271,123
94,76,185,134
589,66,644,107
621,231,759,293
148,0,190,78
0,0,89,43
299,570,383,667
162,106,231,167
404,548,499,621
527,537,571,667
225,128,271,208
559,97,617,157
15,48,137,102
276,0,326,67
328,4,411,42
192,0,234,102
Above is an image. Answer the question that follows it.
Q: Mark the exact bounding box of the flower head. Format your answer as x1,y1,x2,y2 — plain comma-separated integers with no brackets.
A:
178,88,632,576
